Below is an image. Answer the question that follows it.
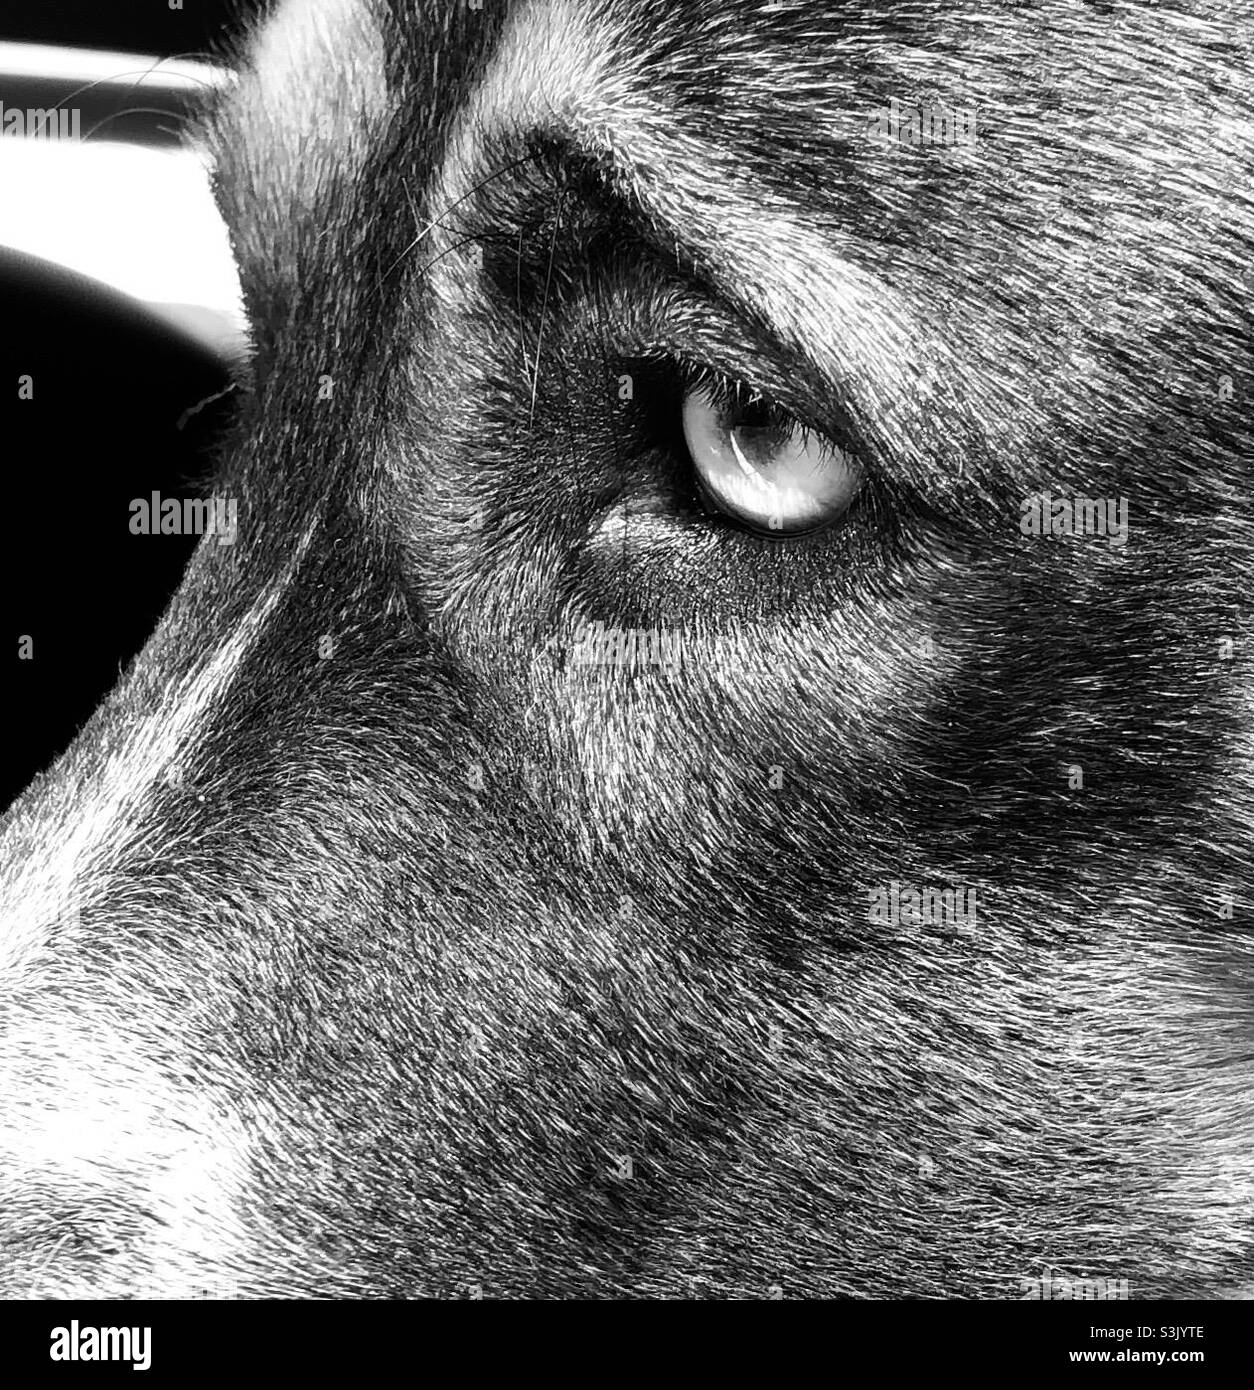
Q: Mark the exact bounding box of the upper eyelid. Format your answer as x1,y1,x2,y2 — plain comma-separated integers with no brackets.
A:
675,358,858,462
464,138,953,488
461,154,877,470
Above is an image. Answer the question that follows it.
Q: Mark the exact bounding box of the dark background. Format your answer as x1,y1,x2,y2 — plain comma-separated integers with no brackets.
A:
3,2,254,60
1,2,263,808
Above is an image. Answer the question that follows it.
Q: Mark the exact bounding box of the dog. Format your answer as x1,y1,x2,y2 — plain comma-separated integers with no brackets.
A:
1,0,1252,1299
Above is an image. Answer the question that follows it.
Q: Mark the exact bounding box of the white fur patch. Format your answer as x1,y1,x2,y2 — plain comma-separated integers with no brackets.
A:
0,1023,255,1297
239,0,388,209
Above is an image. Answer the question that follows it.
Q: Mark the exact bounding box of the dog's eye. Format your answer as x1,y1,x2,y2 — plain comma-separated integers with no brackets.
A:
681,379,863,534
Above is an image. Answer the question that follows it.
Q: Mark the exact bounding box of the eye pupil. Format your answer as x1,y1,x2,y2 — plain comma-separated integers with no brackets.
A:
732,392,775,432
720,387,797,464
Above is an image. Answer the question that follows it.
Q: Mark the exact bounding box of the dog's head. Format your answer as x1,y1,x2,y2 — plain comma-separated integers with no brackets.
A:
2,0,1252,1297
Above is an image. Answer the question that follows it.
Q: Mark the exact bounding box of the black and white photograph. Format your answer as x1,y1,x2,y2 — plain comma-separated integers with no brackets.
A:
0,0,1250,1360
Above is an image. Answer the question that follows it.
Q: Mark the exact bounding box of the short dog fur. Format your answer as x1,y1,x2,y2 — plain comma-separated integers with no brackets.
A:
1,0,1252,1298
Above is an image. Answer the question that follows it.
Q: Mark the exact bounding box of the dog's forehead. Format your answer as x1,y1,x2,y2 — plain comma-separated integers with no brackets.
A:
213,0,956,249
212,0,1247,315
219,0,1229,188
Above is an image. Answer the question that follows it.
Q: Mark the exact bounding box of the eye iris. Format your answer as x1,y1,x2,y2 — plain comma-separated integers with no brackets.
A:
681,379,862,534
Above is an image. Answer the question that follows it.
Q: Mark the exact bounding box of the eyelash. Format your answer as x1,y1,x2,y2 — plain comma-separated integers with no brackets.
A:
674,360,825,455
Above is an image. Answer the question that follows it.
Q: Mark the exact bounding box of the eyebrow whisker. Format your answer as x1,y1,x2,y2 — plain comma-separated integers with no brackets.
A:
378,152,537,290
529,191,564,433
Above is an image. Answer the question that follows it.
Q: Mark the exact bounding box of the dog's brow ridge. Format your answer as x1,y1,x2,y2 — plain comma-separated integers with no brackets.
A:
426,0,1006,490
